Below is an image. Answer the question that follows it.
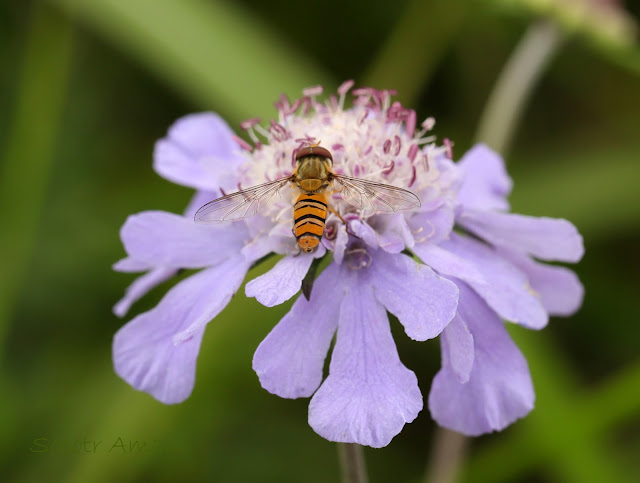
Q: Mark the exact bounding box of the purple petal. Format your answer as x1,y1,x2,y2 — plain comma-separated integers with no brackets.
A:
437,234,548,329
252,263,343,398
183,190,219,218
413,244,485,287
350,219,378,248
368,251,458,341
113,266,177,317
459,209,584,263
429,284,534,436
245,247,325,307
121,211,247,269
113,257,151,273
456,144,512,211
113,256,250,403
308,280,422,448
154,113,245,192
440,314,474,383
407,201,455,245
333,224,349,264
499,247,584,316
369,214,414,253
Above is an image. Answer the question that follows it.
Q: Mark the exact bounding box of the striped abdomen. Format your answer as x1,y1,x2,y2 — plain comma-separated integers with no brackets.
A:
294,192,327,252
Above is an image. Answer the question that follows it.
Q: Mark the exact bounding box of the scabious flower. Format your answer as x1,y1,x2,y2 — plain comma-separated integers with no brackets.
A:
113,82,583,447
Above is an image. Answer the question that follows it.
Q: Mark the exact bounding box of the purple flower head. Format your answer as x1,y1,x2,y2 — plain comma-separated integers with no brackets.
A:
113,84,583,447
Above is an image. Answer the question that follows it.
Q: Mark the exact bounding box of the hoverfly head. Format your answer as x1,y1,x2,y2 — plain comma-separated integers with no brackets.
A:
295,143,333,166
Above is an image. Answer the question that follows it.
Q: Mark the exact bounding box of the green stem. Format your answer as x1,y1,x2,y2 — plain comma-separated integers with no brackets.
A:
424,428,467,483
474,20,565,155
337,443,368,483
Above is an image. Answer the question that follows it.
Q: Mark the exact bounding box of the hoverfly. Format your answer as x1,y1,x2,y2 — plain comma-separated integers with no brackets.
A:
194,144,420,252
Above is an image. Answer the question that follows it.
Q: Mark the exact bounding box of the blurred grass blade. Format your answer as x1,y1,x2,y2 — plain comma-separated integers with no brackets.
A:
0,5,74,352
363,0,470,105
51,0,333,122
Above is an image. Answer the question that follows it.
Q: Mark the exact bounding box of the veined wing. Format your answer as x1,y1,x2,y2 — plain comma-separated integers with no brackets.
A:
194,177,293,223
332,174,421,213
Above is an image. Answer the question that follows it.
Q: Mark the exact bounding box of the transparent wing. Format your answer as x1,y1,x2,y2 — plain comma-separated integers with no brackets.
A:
332,174,421,213
194,177,293,223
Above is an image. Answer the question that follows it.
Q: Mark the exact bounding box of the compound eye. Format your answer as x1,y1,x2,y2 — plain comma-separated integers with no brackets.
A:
306,248,312,252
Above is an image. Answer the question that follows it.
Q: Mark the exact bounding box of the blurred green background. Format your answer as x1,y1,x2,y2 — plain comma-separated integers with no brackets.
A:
1,1,639,482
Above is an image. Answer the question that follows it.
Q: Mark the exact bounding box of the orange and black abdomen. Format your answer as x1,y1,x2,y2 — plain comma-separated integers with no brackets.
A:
294,193,327,252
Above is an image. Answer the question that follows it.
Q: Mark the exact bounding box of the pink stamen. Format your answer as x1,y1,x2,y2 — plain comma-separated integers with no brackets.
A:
393,135,402,156
288,98,302,115
408,143,419,162
232,135,252,151
406,109,417,137
301,97,311,115
422,117,435,131
269,120,289,141
444,138,453,159
338,79,355,96
332,143,345,151
408,165,417,187
240,118,261,130
303,85,324,97
364,145,373,156
382,160,395,175
327,95,338,111
383,139,391,154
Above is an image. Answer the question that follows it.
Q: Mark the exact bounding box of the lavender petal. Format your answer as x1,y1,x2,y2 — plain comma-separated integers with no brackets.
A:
436,234,548,329
308,280,422,448
368,251,458,341
429,284,534,436
121,210,247,269
459,209,584,263
252,263,342,398
113,256,250,404
245,247,325,307
456,144,512,211
499,247,584,316
153,113,245,192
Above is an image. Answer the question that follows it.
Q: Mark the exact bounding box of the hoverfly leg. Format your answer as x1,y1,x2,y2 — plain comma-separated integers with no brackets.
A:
328,205,347,225
328,205,358,238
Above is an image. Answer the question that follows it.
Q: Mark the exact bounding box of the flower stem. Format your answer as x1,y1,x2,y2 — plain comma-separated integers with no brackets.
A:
424,19,567,483
474,20,565,155
424,428,467,483
337,443,368,483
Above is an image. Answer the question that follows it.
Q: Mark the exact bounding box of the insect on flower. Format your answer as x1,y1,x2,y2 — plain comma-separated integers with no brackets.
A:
194,143,421,252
